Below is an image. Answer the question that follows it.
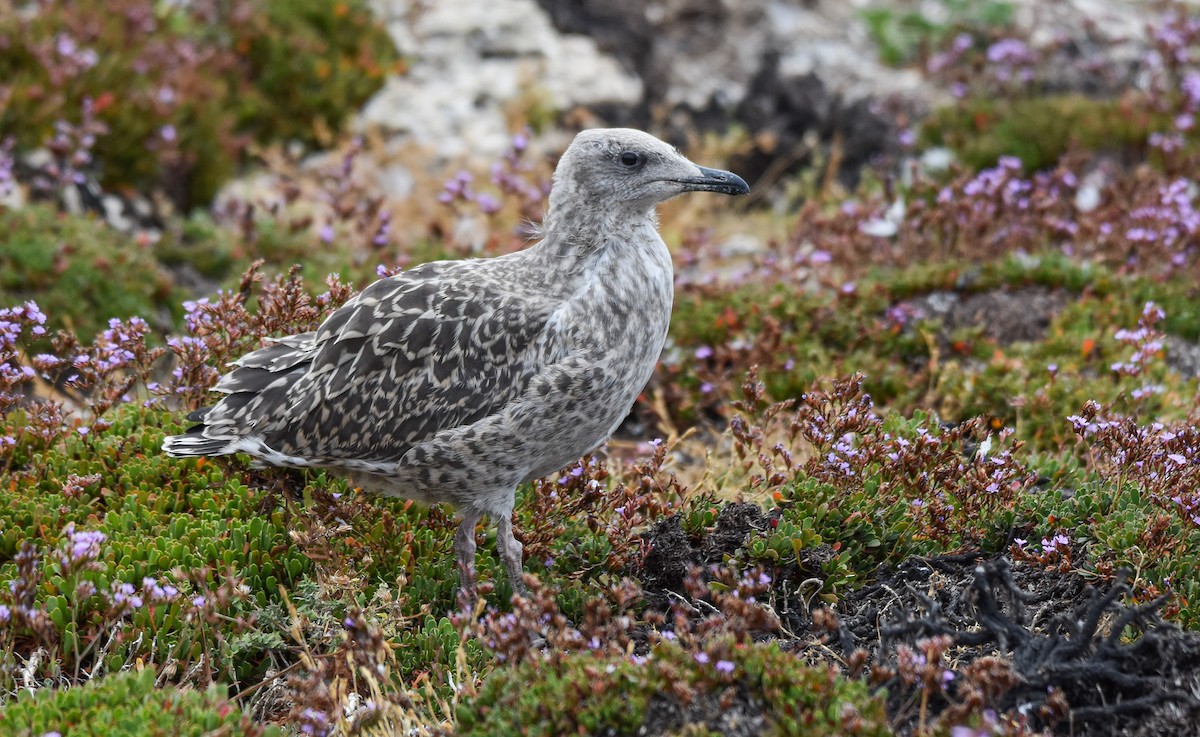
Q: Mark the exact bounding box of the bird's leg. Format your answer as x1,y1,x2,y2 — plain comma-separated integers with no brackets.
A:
454,508,483,612
495,514,527,598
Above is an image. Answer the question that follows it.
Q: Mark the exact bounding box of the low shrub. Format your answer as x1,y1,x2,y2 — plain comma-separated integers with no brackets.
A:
0,205,180,343
3,668,277,737
662,252,1200,453
0,405,313,689
0,0,396,208
457,638,890,736
922,94,1165,172
230,0,399,149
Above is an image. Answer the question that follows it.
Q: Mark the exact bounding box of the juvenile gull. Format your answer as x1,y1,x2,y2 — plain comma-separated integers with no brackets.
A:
163,128,749,601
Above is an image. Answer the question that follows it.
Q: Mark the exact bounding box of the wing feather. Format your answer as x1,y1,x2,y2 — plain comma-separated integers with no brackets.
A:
191,259,562,463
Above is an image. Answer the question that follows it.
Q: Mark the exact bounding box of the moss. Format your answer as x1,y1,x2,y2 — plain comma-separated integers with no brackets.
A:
0,205,181,342
922,93,1169,171
2,668,277,737
456,640,890,737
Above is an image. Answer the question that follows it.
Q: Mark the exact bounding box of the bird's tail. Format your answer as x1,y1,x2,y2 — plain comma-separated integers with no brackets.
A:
162,411,240,457
161,333,318,460
162,433,239,458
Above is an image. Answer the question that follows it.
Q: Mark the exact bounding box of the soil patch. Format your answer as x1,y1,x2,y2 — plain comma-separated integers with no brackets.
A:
636,501,773,610
898,286,1071,345
641,685,770,737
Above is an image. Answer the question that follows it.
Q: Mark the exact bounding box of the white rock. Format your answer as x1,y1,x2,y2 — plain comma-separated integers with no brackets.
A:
920,147,956,173
1074,170,1107,213
719,233,764,257
859,197,906,238
360,0,641,161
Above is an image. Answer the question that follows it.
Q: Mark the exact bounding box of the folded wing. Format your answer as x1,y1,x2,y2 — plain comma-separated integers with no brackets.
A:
167,260,560,463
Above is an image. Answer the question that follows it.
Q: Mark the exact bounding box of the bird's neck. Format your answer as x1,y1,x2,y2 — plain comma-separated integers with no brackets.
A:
531,206,675,362
534,207,660,265
532,208,675,328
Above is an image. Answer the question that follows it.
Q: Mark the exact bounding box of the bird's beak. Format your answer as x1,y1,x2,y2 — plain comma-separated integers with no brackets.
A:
675,165,750,196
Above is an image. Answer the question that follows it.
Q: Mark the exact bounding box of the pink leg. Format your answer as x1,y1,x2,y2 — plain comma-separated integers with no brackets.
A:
454,509,482,610
495,514,527,598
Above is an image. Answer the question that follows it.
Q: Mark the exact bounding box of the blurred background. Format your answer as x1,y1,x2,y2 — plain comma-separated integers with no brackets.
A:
5,0,1197,419
0,0,1184,292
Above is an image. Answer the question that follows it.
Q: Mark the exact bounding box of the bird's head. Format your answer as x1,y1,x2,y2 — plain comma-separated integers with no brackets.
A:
548,128,749,218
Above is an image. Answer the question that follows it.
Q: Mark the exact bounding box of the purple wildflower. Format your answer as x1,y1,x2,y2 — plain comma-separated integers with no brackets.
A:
477,193,501,214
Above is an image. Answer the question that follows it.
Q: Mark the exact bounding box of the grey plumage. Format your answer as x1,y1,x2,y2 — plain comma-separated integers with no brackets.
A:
163,128,749,602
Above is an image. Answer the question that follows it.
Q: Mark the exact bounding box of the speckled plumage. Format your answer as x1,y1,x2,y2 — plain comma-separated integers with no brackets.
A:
163,129,749,601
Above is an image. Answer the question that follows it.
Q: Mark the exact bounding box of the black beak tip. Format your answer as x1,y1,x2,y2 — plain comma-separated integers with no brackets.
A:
723,172,751,196
690,165,751,196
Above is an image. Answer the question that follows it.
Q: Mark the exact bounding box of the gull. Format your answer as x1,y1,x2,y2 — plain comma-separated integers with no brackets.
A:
163,128,749,602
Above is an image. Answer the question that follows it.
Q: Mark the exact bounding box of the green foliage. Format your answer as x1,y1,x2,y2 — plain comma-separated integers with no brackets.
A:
862,0,1015,66
156,209,395,300
668,252,1200,623
156,213,240,282
158,212,351,292
5,39,1200,729
879,250,1110,299
749,406,1026,601
229,0,398,147
0,405,313,684
2,668,277,737
456,640,890,737
0,204,368,351
5,407,294,584
400,615,471,675
0,204,180,342
1016,453,1200,626
766,478,907,593
667,252,1200,454
0,0,395,208
922,94,1168,171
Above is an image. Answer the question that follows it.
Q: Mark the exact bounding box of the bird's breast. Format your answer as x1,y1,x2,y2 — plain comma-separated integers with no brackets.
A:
574,239,674,362
514,255,673,480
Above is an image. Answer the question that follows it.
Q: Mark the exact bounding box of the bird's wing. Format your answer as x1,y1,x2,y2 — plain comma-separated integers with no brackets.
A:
198,260,561,461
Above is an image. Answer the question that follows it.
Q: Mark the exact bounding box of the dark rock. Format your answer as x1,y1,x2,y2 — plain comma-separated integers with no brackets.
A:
898,285,1071,345
641,685,770,737
535,0,909,191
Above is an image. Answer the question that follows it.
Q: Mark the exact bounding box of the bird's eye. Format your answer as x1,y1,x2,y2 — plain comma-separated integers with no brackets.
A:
619,151,642,167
